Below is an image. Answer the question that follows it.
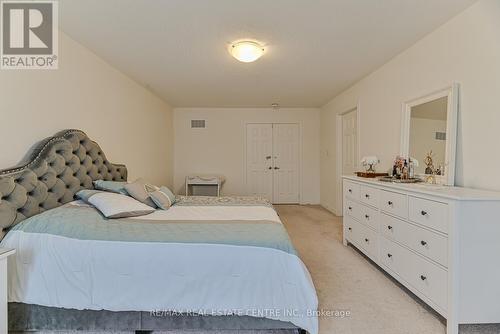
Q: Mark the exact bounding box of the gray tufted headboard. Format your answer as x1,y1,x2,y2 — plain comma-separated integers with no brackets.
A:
0,129,127,239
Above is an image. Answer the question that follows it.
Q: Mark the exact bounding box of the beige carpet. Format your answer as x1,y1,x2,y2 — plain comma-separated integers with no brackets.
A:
275,205,500,334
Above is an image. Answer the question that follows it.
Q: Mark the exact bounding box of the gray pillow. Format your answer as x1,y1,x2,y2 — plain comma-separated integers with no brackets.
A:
76,189,103,202
93,180,129,195
76,190,154,218
124,178,157,208
148,186,176,210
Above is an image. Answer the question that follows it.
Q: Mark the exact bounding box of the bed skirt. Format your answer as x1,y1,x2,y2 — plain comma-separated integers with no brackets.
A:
8,303,302,332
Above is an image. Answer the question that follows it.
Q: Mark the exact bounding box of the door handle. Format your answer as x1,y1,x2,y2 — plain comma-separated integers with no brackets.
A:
268,167,272,170
265,156,272,160
274,167,280,170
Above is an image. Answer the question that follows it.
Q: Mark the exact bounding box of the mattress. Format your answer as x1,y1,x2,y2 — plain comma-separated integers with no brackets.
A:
1,198,318,334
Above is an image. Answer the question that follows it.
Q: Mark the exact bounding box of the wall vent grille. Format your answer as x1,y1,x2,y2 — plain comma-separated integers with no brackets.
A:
435,132,446,140
191,120,206,128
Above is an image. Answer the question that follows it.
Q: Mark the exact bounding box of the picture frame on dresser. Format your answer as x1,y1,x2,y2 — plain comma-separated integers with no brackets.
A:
342,176,500,334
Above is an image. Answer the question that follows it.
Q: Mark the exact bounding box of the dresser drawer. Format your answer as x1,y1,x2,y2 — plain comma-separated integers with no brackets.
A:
344,198,362,221
358,204,379,231
357,223,378,260
380,235,413,284
344,217,378,260
409,196,448,233
344,216,362,246
344,216,355,242
343,180,360,200
381,213,448,267
380,190,408,219
409,249,448,311
380,237,447,311
359,185,379,208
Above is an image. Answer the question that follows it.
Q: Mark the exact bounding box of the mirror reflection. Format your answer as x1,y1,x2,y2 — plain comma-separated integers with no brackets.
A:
409,96,448,176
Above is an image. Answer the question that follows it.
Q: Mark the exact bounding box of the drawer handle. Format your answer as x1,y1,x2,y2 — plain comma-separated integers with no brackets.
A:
387,225,393,230
365,214,370,219
420,240,427,246
387,253,392,258
387,201,393,206
348,206,352,210
364,238,369,243
420,275,427,281
365,194,370,198
348,189,352,193
421,210,428,216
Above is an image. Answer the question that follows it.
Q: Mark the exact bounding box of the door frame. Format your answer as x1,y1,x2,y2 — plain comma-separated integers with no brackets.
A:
244,122,302,204
335,104,360,215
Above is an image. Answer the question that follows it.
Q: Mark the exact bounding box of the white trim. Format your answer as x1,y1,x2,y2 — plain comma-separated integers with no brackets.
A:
335,103,360,216
400,83,459,186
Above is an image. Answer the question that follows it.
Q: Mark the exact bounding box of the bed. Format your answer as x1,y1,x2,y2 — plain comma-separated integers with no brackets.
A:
0,130,318,333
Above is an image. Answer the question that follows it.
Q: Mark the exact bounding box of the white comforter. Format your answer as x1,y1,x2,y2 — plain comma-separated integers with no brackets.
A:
1,203,318,333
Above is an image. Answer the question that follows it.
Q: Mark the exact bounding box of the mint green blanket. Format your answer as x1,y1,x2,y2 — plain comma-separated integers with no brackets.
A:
11,204,296,255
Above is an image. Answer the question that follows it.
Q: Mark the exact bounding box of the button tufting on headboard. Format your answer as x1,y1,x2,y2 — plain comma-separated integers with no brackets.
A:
0,129,127,239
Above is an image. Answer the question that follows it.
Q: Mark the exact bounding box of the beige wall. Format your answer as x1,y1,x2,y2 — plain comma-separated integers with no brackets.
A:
409,118,447,174
174,108,320,204
320,0,500,213
0,32,174,186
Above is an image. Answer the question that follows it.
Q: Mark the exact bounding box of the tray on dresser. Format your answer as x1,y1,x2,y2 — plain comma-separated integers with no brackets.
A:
355,172,389,178
378,176,422,183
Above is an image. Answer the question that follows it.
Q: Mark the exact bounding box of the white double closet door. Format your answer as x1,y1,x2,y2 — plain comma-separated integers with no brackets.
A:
246,123,300,204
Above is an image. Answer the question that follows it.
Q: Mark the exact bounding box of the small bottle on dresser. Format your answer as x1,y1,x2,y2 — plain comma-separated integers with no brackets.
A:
408,158,415,179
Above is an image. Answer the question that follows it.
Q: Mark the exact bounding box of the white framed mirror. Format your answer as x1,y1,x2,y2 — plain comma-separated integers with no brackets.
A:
400,83,459,185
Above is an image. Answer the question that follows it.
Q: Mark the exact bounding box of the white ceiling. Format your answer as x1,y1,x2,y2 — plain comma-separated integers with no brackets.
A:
59,0,476,108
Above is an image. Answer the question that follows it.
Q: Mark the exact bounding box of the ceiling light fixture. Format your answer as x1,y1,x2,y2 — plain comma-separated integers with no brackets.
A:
230,41,265,63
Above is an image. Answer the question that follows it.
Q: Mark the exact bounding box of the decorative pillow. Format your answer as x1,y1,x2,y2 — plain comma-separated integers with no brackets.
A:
76,190,154,218
76,189,102,202
124,178,157,208
93,180,129,195
148,186,176,210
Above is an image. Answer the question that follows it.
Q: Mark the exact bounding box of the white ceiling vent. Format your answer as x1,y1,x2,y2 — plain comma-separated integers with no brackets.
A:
191,119,206,128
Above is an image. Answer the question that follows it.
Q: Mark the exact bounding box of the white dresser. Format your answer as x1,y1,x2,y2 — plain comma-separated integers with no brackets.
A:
342,176,500,334
0,248,15,334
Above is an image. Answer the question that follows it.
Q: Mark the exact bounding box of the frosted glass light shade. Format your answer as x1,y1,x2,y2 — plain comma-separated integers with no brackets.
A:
230,41,264,63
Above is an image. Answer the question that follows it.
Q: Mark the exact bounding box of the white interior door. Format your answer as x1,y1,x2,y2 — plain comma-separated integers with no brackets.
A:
272,124,300,204
342,109,358,176
246,124,273,201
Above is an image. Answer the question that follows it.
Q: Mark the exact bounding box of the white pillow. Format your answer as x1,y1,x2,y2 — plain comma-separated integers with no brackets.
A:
87,192,155,218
